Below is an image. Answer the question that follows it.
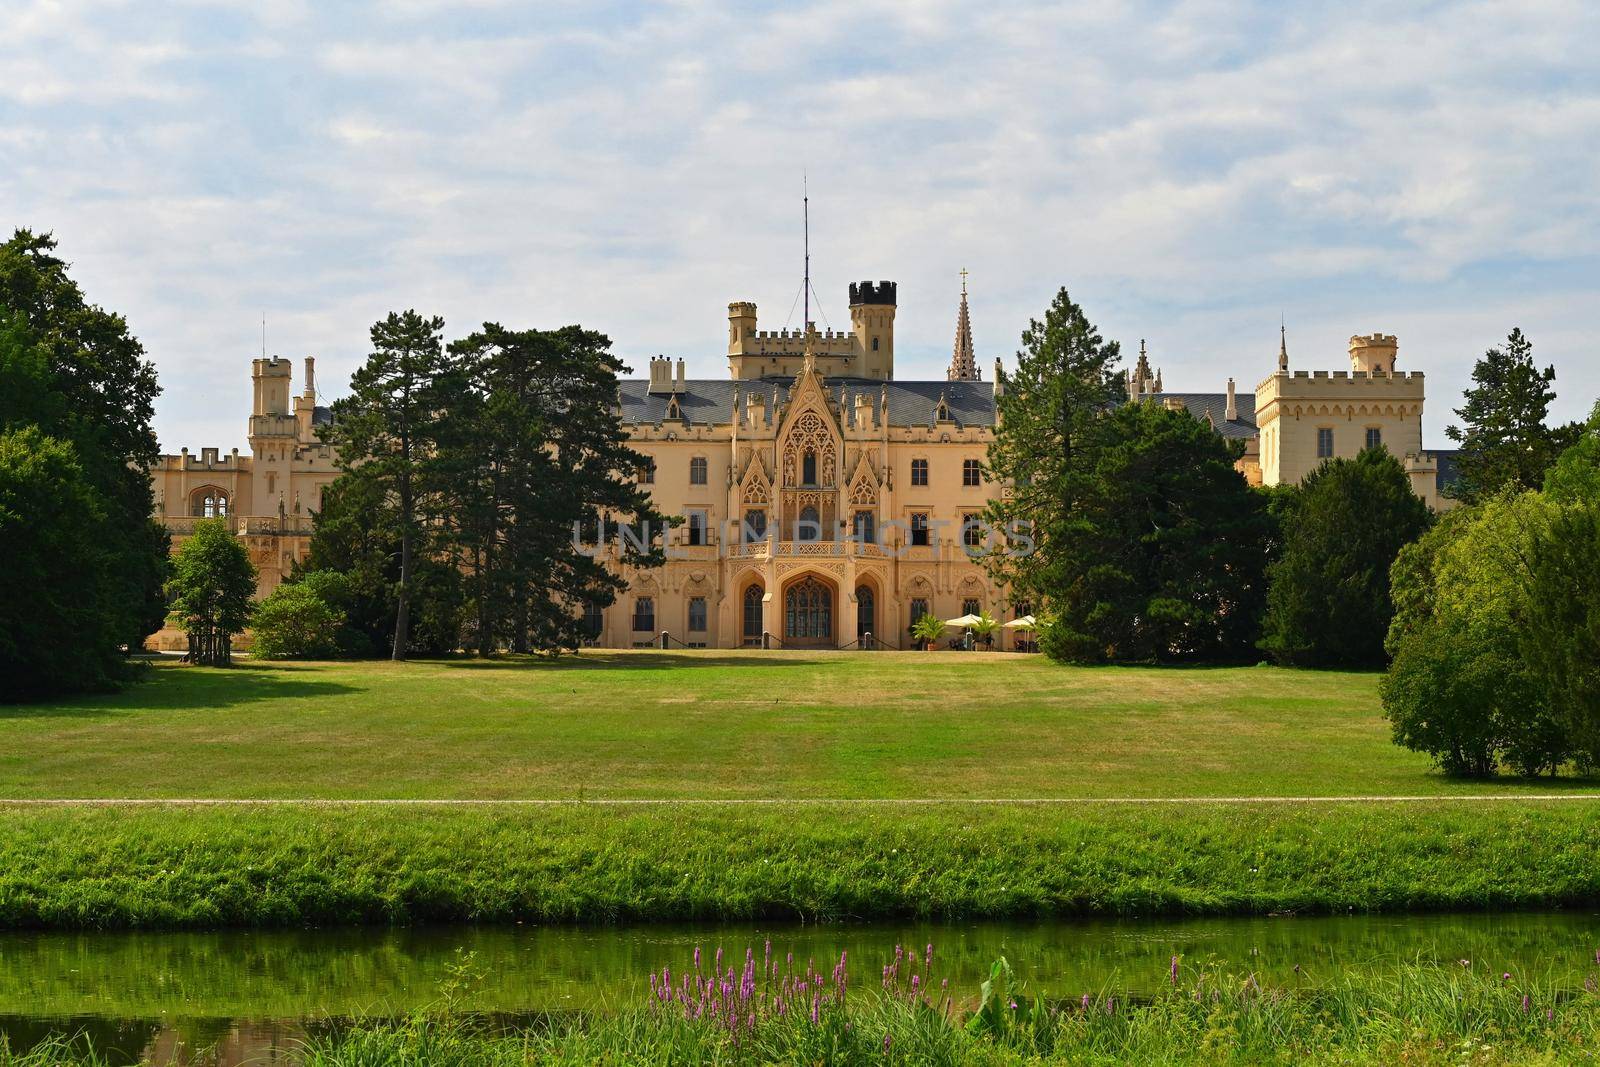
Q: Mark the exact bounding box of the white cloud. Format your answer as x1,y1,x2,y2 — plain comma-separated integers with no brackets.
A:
1,0,1597,449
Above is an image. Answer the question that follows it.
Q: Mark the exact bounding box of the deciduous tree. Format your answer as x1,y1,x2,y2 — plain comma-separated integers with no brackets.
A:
166,518,256,666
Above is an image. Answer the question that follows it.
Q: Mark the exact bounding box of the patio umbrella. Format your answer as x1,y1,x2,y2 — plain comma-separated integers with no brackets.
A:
944,614,983,628
1002,615,1037,630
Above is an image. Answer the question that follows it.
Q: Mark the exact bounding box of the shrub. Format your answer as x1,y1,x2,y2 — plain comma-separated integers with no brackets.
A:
252,572,352,660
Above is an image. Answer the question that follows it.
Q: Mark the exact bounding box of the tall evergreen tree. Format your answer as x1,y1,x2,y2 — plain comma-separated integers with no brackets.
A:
1445,328,1564,502
0,230,170,657
982,287,1124,609
296,467,465,656
1261,448,1433,668
323,311,450,660
1036,401,1274,663
444,323,668,655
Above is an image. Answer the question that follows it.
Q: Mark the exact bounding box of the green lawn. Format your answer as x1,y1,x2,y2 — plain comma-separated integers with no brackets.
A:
0,651,1591,800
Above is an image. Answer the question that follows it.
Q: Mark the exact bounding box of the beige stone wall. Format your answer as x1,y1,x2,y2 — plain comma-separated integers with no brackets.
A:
1256,333,1449,507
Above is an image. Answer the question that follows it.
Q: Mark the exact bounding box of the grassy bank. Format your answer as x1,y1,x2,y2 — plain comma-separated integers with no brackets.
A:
2,801,1597,930
11,652,1592,800
7,956,1600,1065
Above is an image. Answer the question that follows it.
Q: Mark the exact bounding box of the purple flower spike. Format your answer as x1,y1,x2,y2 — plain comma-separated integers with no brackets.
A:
883,1033,892,1051
1081,993,1091,1010
1523,994,1531,1013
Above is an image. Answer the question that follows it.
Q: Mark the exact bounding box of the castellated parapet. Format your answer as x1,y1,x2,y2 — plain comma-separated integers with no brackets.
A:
1255,333,1430,494
727,281,897,381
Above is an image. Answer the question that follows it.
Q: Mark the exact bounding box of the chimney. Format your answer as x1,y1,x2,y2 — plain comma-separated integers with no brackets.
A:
1225,378,1237,422
675,357,686,392
648,355,672,394
303,356,316,401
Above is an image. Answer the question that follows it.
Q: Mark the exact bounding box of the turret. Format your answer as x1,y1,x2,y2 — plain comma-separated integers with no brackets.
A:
251,356,293,417
849,280,897,380
1349,333,1397,375
728,302,757,355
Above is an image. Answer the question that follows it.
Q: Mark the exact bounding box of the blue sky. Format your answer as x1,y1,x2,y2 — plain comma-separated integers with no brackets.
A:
3,0,1596,450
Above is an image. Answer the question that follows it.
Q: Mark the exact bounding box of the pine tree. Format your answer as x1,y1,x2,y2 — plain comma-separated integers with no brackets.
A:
1445,328,1563,502
982,287,1124,609
443,323,668,655
323,311,450,660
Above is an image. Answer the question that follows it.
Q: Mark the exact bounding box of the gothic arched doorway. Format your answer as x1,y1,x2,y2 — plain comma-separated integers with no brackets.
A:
742,584,764,645
855,584,875,645
783,575,834,646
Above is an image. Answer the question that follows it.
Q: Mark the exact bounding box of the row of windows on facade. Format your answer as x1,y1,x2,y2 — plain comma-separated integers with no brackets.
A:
636,456,984,487
667,508,989,547
615,593,1032,636
1316,426,1383,459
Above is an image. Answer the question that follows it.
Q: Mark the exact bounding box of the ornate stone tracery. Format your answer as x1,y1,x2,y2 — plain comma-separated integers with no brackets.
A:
781,412,836,488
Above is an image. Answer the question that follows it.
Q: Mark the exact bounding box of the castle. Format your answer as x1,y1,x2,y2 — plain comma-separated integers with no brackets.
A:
146,356,341,650
148,277,1457,651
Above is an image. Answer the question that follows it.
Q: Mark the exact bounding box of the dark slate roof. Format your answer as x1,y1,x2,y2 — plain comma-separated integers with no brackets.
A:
313,405,334,427
1136,392,1259,440
618,376,997,429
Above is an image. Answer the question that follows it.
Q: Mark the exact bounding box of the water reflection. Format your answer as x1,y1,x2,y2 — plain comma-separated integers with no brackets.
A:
2,912,1596,1065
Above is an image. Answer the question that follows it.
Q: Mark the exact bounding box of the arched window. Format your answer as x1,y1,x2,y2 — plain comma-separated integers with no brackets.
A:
798,505,821,542
856,585,875,641
802,450,818,485
743,585,763,641
785,577,832,642
191,488,228,518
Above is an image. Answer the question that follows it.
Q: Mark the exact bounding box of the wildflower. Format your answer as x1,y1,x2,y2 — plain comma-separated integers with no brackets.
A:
1292,964,1301,974
1009,999,1018,1010
883,1033,892,1051
1170,956,1180,985
1523,995,1530,1014
1459,959,1470,968
694,946,701,970
1547,1009,1554,1021
1105,996,1115,1014
1081,993,1091,1010
1503,972,1512,982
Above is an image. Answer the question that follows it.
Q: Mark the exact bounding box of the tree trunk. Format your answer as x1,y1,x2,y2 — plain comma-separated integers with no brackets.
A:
393,472,413,662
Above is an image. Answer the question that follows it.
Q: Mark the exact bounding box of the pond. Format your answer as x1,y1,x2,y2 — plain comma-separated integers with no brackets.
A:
3,911,1597,1064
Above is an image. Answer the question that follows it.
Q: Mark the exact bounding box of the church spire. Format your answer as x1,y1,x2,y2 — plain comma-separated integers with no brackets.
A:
947,268,978,381
1278,321,1289,371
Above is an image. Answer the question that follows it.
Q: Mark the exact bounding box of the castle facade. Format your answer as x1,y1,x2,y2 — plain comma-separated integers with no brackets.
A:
149,276,1456,651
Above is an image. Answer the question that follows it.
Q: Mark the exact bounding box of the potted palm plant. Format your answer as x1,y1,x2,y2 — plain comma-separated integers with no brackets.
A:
971,609,1001,650
910,614,947,651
